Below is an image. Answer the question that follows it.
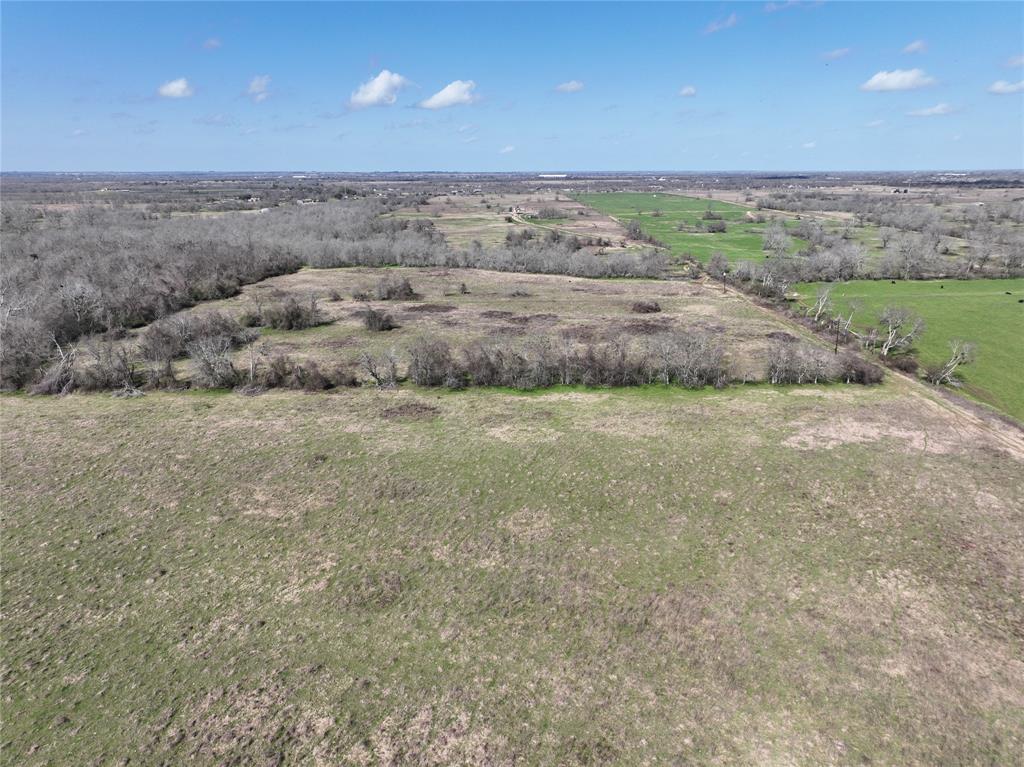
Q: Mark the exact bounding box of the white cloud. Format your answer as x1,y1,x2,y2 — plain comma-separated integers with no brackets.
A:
903,40,927,54
555,80,584,93
247,75,271,103
802,141,817,149
987,79,1024,94
865,119,885,128
498,145,515,154
764,1,801,12
419,80,477,109
704,12,738,34
202,37,221,50
908,102,955,117
158,78,193,98
1007,54,1024,68
822,47,851,61
859,69,936,91
679,85,698,97
71,128,88,137
349,70,409,109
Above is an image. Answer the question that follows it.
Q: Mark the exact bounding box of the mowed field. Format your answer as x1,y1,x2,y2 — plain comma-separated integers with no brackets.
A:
796,279,1024,421
576,192,808,263
4,376,1024,765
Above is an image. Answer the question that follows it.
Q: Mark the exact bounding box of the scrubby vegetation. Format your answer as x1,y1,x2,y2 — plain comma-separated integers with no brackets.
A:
2,199,666,389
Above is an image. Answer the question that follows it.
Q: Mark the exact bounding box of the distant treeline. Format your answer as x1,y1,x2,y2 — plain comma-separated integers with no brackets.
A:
0,200,664,388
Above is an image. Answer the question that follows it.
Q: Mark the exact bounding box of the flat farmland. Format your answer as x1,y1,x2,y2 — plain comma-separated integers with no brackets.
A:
131,266,805,385
3,373,1023,765
796,278,1024,421
577,192,808,263
389,194,629,249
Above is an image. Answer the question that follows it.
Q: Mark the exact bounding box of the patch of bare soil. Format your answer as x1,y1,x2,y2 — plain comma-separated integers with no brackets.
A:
149,681,337,764
507,313,559,326
765,331,798,343
621,319,675,336
345,702,515,766
380,403,441,420
480,310,515,320
783,417,956,454
561,325,599,342
406,303,457,313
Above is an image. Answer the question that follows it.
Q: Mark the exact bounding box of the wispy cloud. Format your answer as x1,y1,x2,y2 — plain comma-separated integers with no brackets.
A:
419,80,477,109
498,145,515,154
860,69,935,92
902,40,927,54
764,0,802,11
865,119,885,128
349,70,409,109
1007,54,1024,68
988,79,1024,94
70,128,88,137
704,12,738,35
908,102,955,117
194,113,236,127
555,80,584,93
202,37,221,50
247,75,271,103
822,47,851,61
679,85,698,97
802,141,816,149
157,78,193,98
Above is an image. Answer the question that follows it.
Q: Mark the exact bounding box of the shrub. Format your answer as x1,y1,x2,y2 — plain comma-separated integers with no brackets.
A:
885,354,920,374
187,336,238,388
139,311,254,387
631,300,662,314
408,338,461,387
261,295,324,330
374,276,417,301
837,353,884,385
363,306,397,332
767,342,837,384
704,220,727,233
359,349,398,388
651,334,728,388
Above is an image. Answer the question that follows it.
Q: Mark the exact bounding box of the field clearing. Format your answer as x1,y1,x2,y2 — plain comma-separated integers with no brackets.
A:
576,192,809,263
144,266,804,384
3,375,1023,765
796,279,1024,421
389,194,629,249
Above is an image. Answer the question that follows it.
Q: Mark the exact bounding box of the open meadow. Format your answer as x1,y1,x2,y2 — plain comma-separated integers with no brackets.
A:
4,374,1023,765
796,278,1024,420
576,192,809,263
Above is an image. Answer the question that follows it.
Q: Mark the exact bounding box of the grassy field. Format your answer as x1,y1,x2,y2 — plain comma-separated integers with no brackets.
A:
389,194,628,249
796,278,1024,421
576,192,808,263
139,266,809,385
3,377,1023,765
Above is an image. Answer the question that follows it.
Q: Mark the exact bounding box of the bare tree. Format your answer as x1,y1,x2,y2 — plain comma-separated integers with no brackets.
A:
806,286,833,324
359,349,398,388
877,306,925,356
762,220,791,257
927,339,976,385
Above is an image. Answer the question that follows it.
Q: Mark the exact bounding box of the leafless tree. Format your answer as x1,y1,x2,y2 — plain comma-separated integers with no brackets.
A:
877,306,925,356
359,349,398,389
927,339,976,385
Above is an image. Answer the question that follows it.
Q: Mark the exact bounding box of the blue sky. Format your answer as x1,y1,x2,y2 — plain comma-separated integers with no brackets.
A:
2,1,1022,171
